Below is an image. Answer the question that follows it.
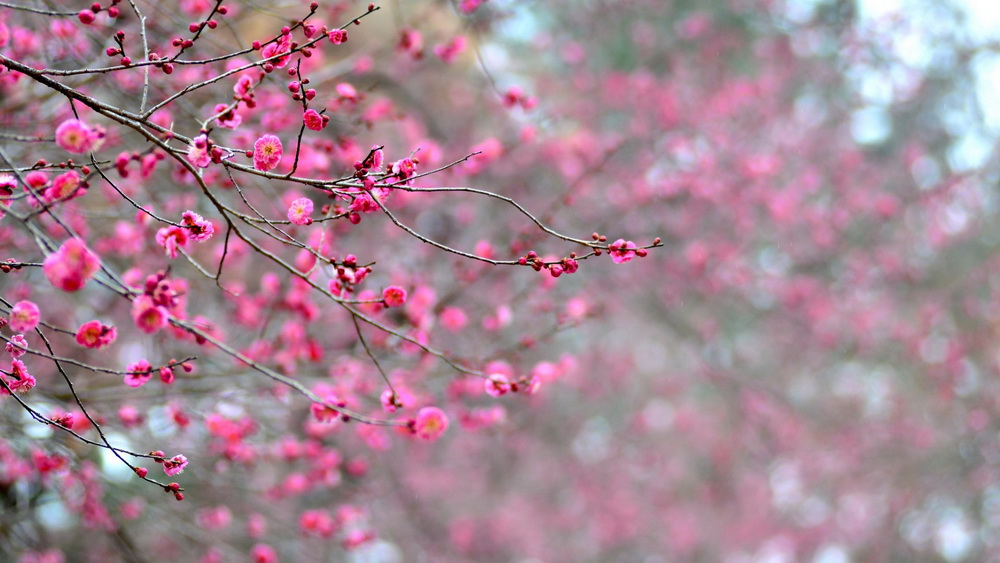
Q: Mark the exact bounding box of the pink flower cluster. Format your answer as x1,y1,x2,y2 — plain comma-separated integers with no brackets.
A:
43,238,101,292
156,211,214,259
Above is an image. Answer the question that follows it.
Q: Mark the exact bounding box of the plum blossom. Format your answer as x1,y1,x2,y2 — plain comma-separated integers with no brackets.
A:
6,334,28,358
131,295,169,334
181,210,215,241
382,286,407,307
6,359,35,393
287,197,314,225
162,454,188,476
303,109,325,131
327,29,348,44
413,407,449,441
55,118,103,154
213,103,242,129
155,225,188,259
187,134,212,168
75,321,117,349
44,170,83,202
485,373,511,397
9,301,39,333
260,33,291,68
253,134,283,171
124,359,153,388
609,238,638,264
43,238,101,292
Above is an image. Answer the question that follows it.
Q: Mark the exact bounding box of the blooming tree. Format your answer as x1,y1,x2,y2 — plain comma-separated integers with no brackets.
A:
1,0,999,561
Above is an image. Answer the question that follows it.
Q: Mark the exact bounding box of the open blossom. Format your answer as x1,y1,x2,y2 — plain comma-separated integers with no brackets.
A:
44,170,83,202
75,320,117,349
6,335,28,358
413,407,449,441
260,33,291,68
287,197,314,225
187,134,212,168
485,373,511,397
162,454,189,476
55,118,102,154
382,286,407,307
311,396,341,423
327,29,348,44
131,295,169,334
303,109,325,131
253,134,283,171
43,238,100,292
155,225,189,259
609,238,638,264
124,359,153,388
9,300,40,333
6,359,36,393
180,210,215,241
213,103,242,129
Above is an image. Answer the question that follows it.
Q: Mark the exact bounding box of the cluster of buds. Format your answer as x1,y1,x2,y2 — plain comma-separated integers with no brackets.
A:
104,30,133,67
518,250,580,278
78,1,121,25
146,52,176,75
328,254,372,297
287,74,317,102
0,259,24,274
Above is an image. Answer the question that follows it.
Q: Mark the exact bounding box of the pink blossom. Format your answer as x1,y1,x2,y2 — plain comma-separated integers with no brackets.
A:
336,82,358,101
7,359,35,393
348,192,380,214
124,359,153,388
162,454,188,476
234,75,254,97
213,103,242,129
485,373,511,397
287,197,314,225
328,29,348,45
9,300,40,333
55,118,96,154
413,407,449,441
303,109,325,131
181,210,215,241
44,239,101,292
6,334,28,358
131,295,169,334
311,395,341,423
75,321,117,349
380,388,413,413
609,238,638,264
44,170,83,202
155,225,188,259
382,286,407,307
253,134,283,171
260,33,291,68
187,134,212,168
